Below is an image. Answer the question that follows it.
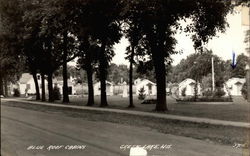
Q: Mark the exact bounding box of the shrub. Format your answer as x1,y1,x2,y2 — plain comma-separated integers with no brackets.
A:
177,97,232,102
53,85,61,100
138,87,146,100
13,88,20,97
241,82,247,100
75,88,84,95
213,88,225,98
181,87,186,97
203,90,213,97
141,99,157,104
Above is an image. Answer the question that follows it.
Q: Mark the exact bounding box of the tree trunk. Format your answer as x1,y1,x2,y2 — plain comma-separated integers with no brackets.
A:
151,47,168,112
48,72,54,102
62,32,69,103
99,39,108,107
32,72,40,100
62,58,69,103
86,66,94,106
0,71,3,96
4,76,8,97
81,36,94,106
41,73,46,101
128,46,135,108
148,24,168,112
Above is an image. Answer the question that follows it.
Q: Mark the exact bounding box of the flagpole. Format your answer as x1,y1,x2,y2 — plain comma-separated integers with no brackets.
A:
211,56,215,92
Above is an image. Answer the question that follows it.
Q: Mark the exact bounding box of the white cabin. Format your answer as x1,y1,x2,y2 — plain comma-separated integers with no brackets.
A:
225,78,246,96
135,79,156,96
18,73,48,95
178,78,201,96
94,81,114,96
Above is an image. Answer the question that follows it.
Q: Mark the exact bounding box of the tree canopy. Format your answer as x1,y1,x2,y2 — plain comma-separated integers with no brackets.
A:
0,0,245,110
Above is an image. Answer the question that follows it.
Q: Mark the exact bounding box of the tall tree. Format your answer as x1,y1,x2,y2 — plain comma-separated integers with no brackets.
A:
231,54,248,78
77,0,123,107
107,63,129,84
21,0,50,100
62,32,70,103
123,14,144,108
77,37,99,106
127,46,135,108
29,0,79,102
65,0,100,106
124,0,233,111
0,0,24,96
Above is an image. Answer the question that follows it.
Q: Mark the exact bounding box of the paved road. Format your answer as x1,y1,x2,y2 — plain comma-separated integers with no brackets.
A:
1,103,243,156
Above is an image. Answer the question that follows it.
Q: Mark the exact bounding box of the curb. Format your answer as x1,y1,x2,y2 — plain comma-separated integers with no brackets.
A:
2,98,250,129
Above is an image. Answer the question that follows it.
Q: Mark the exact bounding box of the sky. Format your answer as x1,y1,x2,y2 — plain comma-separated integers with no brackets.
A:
112,7,249,66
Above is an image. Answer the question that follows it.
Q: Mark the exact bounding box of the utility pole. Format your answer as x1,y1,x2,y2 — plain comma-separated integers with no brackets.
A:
211,56,215,92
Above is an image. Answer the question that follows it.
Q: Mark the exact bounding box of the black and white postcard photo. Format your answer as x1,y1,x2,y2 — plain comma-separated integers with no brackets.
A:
0,0,249,155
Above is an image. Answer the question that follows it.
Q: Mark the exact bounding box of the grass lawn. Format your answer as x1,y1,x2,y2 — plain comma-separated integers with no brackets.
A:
9,94,250,122
54,95,250,122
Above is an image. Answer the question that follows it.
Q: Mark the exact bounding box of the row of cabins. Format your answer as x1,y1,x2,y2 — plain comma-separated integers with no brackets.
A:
14,73,245,97
176,78,246,97
90,79,156,96
15,73,157,96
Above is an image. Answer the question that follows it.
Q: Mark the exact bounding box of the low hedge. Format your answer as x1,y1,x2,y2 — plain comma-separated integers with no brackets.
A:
176,96,233,102
141,99,157,104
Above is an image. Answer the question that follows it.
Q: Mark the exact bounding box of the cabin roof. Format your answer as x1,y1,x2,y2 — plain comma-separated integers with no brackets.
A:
19,73,33,84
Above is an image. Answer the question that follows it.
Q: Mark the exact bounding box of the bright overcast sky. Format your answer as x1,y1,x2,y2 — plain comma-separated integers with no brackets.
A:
112,7,249,66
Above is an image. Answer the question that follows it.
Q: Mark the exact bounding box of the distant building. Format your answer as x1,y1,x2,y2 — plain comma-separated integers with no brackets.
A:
74,83,88,95
169,83,179,96
178,78,201,96
18,73,76,96
113,81,129,95
225,78,246,96
134,78,142,85
122,81,128,98
53,76,76,95
94,81,114,96
135,79,156,96
18,73,48,95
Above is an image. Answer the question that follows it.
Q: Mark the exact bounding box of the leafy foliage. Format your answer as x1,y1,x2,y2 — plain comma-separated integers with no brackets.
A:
231,54,248,78
170,49,230,86
138,87,146,100
201,74,212,93
213,88,226,98
108,63,129,84
202,90,213,97
13,88,20,97
53,85,61,100
241,82,247,100
0,0,240,110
